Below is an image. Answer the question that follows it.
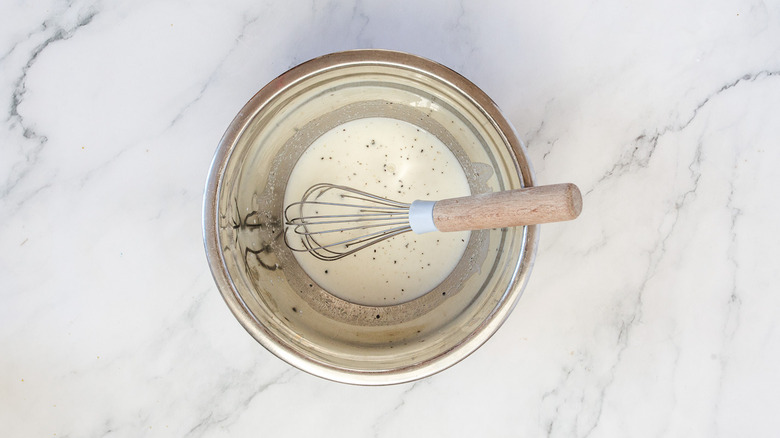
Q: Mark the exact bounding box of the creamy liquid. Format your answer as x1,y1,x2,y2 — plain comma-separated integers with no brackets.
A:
284,117,471,306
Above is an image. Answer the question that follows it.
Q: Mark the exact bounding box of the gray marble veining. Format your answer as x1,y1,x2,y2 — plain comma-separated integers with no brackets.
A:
1,0,779,436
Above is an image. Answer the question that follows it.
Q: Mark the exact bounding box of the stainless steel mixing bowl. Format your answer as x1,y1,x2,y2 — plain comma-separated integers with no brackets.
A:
203,50,539,385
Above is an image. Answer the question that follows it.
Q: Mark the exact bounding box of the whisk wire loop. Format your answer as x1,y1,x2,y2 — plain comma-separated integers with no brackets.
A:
283,183,415,261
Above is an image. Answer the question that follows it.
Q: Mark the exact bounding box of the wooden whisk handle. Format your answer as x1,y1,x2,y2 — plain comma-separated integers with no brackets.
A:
432,183,582,232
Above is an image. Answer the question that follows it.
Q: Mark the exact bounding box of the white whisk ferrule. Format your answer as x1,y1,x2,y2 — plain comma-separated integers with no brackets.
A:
408,200,438,234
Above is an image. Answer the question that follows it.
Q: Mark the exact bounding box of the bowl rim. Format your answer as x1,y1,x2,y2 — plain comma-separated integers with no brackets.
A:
203,49,539,385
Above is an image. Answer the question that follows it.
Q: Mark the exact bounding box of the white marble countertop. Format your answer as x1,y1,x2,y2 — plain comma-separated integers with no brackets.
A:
2,1,779,436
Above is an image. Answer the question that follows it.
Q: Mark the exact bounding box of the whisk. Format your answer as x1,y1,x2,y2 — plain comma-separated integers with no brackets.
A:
284,182,582,261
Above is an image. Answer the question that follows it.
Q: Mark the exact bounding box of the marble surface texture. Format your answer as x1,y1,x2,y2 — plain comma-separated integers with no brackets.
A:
2,0,779,436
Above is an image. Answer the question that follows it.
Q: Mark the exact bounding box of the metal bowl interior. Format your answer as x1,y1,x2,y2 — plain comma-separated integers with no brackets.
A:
203,50,539,385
